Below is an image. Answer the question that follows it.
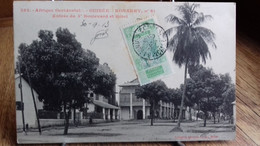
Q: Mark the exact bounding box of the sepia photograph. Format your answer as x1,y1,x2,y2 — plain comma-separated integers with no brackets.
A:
14,1,236,143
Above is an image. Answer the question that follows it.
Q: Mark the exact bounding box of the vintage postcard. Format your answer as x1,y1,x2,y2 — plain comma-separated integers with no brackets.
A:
14,1,236,144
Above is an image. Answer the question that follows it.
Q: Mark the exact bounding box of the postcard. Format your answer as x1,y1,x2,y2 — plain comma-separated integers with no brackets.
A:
14,1,236,144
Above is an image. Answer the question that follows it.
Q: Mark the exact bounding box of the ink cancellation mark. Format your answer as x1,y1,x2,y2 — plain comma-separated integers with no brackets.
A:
132,23,168,60
122,18,173,85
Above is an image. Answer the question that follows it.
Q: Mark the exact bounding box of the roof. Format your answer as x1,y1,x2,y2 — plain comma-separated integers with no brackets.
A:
15,74,22,79
14,74,39,95
93,100,119,109
119,78,140,87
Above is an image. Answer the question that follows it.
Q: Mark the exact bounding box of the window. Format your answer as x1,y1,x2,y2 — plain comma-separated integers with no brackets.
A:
120,93,130,102
16,101,24,110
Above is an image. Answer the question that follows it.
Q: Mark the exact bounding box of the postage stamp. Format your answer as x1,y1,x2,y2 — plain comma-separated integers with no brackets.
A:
121,18,173,85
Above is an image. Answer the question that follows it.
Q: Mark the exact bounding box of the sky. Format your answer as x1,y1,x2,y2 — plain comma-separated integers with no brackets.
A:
14,2,236,100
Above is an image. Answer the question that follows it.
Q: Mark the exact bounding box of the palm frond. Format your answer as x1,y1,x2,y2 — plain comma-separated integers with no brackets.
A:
173,28,191,67
191,3,200,11
178,3,200,25
166,2,216,68
167,33,178,52
190,34,211,65
164,27,177,37
195,27,217,49
193,13,213,26
165,14,186,25
165,25,186,52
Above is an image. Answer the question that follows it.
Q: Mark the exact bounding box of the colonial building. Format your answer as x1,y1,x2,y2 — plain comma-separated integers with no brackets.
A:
60,63,119,123
119,79,149,120
119,79,176,120
86,63,119,121
86,93,119,121
15,74,43,128
15,62,119,128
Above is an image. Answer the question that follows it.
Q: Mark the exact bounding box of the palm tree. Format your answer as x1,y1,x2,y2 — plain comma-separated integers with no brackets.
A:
165,3,216,131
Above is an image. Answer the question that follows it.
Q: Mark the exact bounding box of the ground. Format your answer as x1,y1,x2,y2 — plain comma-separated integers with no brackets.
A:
17,119,235,144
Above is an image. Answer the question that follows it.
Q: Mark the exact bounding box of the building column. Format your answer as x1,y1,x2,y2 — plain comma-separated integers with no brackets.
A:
168,103,170,118
142,99,146,119
159,100,162,118
102,108,105,120
80,111,83,120
170,102,173,119
172,103,175,119
165,104,168,118
119,108,121,120
169,104,171,118
112,109,115,120
130,93,133,119
57,113,60,119
169,103,171,119
165,103,167,119
108,109,111,120
163,103,166,118
168,105,170,118
71,110,74,120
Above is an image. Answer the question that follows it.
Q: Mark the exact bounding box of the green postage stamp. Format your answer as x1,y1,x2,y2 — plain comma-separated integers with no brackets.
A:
122,18,173,85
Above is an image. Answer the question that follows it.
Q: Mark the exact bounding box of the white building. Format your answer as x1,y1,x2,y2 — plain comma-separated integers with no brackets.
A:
87,93,119,121
15,74,43,128
119,79,175,120
15,73,119,128
119,79,149,120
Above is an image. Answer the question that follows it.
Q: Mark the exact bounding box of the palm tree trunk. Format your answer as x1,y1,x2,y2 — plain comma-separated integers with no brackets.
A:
177,62,188,128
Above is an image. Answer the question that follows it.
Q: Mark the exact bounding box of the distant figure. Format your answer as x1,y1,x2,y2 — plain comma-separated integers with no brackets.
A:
25,123,29,132
89,115,93,124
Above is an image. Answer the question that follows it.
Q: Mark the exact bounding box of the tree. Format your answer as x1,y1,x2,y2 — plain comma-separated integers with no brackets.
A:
18,28,115,135
93,67,117,104
167,88,182,122
135,80,168,126
184,78,200,121
188,65,234,126
188,65,214,121
165,3,216,130
207,74,231,124
221,80,235,123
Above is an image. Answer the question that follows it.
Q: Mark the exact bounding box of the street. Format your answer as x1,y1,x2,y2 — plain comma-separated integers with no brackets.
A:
17,119,235,143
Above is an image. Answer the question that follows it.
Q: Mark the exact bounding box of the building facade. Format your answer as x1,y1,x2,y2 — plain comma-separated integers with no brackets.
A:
15,74,43,128
86,93,119,121
15,63,119,128
119,79,176,120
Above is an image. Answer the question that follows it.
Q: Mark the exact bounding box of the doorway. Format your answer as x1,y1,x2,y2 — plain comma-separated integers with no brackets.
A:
137,110,143,120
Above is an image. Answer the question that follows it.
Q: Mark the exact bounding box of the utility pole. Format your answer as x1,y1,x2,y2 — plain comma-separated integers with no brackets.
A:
25,65,42,135
20,54,42,135
18,61,26,135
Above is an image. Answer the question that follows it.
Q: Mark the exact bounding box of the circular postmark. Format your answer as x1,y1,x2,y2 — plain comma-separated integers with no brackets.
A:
132,23,168,60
